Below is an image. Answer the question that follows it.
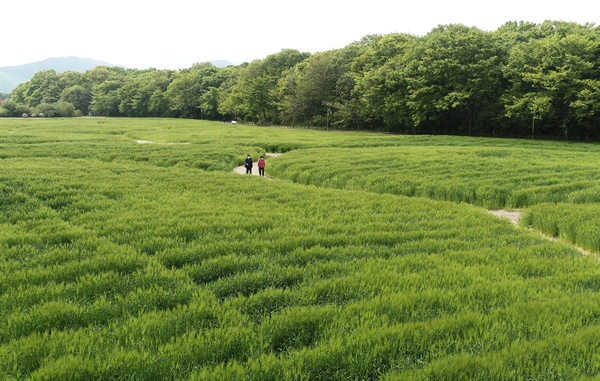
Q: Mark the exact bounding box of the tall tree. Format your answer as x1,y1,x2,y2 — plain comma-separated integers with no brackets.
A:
351,33,412,73
117,69,174,117
277,46,362,127
87,66,128,116
352,33,417,131
90,80,123,116
11,70,61,107
355,56,413,132
402,24,504,135
217,65,245,121
230,49,309,123
60,85,91,114
165,63,224,119
503,26,600,139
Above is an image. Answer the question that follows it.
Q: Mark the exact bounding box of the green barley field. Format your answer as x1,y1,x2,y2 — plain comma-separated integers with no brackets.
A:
1,118,600,380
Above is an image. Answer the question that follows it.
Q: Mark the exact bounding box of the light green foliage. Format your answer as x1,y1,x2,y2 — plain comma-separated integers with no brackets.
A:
228,49,309,124
403,25,503,134
269,140,600,209
522,203,600,253
503,28,600,138
269,136,600,252
0,119,599,379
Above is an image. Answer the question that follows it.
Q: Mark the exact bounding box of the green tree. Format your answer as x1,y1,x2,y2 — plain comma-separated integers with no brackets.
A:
34,101,75,117
402,24,504,135
132,70,175,117
199,87,221,120
277,46,362,128
503,26,600,139
116,69,173,117
165,63,224,119
60,85,91,114
352,33,417,131
84,66,127,86
58,71,87,90
230,49,309,123
87,66,128,116
280,51,340,126
217,65,245,121
355,56,413,132
11,70,61,107
351,33,412,73
0,100,30,117
148,90,172,117
90,80,123,116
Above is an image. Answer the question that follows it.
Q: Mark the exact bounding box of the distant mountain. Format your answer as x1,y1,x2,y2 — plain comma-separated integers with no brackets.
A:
0,57,239,94
0,56,120,94
211,60,237,68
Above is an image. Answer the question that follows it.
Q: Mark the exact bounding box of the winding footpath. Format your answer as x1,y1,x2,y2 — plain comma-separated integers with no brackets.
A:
489,209,592,256
234,149,592,257
488,209,520,226
132,139,591,256
232,153,281,178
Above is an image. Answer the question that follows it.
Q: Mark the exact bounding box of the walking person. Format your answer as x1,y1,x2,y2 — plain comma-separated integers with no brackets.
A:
257,156,265,176
244,154,253,174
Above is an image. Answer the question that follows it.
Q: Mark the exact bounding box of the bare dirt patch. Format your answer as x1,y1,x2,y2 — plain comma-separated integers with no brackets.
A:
488,209,520,226
134,140,190,145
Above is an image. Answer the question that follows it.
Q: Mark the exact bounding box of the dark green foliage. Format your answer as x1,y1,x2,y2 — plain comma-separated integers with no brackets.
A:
4,22,600,140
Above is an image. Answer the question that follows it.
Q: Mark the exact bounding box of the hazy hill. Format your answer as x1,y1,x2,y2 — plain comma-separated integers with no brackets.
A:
0,56,119,94
0,57,238,94
211,60,237,68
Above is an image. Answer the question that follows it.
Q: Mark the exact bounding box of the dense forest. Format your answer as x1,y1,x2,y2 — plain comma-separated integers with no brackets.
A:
2,21,600,140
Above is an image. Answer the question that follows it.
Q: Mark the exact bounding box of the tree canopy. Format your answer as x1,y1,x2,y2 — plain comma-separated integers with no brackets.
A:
3,21,600,140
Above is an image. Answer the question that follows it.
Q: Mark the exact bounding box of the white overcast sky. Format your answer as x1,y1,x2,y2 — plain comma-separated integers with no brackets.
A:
2,0,599,70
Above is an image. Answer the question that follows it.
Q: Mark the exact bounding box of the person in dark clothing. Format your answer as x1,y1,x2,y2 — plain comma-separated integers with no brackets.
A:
244,154,253,174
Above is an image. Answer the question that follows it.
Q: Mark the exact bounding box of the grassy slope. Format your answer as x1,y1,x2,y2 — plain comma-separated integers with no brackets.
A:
0,118,599,380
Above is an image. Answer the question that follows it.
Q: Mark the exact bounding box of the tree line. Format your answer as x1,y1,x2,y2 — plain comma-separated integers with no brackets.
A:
2,20,600,140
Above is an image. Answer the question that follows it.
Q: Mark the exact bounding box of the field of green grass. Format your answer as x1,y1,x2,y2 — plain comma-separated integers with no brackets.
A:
1,118,600,380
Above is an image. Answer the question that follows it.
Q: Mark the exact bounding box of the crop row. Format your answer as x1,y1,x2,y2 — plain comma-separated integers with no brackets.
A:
266,143,600,252
1,165,598,379
522,203,600,253
268,145,600,209
1,119,600,379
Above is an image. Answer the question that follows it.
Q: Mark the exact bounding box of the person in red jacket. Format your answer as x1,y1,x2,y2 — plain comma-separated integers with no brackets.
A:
257,156,266,176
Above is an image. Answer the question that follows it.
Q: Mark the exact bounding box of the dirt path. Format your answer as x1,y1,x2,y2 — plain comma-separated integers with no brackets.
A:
233,153,281,178
234,156,594,257
134,139,190,145
488,209,593,256
233,163,259,175
488,209,520,226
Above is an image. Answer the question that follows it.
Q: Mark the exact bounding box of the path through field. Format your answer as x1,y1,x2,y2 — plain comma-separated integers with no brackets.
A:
234,153,592,256
488,209,520,225
134,139,190,145
488,209,592,256
232,153,281,177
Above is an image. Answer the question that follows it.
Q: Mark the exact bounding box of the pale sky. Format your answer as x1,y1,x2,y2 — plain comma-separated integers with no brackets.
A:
2,0,599,70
